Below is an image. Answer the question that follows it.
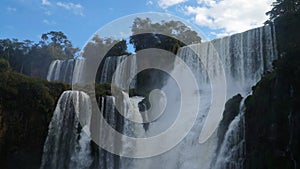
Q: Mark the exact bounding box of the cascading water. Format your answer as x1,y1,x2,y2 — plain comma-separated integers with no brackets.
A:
40,91,145,169
46,55,137,87
131,25,277,169
95,96,120,169
178,25,278,97
40,91,93,169
72,58,86,85
41,25,278,169
99,56,125,84
47,59,75,84
99,55,137,89
95,92,144,169
213,98,246,169
47,60,62,81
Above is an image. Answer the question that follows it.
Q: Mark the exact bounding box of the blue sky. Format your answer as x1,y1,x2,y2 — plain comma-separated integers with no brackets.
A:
1,0,274,49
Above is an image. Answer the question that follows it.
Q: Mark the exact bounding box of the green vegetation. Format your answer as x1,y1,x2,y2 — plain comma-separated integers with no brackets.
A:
0,31,78,78
130,18,201,53
0,31,82,168
0,58,10,72
95,83,113,96
266,0,299,22
82,35,130,59
0,70,70,169
40,31,79,60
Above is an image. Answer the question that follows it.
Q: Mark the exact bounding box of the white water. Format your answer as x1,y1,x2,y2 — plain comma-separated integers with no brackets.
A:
213,98,246,169
95,93,145,169
100,55,137,89
40,91,93,169
46,59,75,84
72,59,86,85
47,60,62,81
179,25,278,97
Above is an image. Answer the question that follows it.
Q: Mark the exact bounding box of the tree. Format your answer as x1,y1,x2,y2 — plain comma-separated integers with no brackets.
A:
266,0,300,22
130,18,202,53
0,31,80,78
40,31,79,59
82,35,129,59
0,39,28,73
0,58,10,72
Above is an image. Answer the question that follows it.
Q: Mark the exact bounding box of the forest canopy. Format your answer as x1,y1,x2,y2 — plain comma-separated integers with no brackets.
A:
0,31,78,78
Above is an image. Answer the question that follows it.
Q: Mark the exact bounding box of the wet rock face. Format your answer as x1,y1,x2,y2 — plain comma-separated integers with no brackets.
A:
216,94,243,153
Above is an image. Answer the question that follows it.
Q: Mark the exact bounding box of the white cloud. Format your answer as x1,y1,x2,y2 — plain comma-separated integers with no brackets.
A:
41,0,51,6
56,2,84,16
43,19,56,25
211,31,231,38
7,7,17,12
147,1,154,5
197,0,216,7
185,0,274,36
158,0,188,9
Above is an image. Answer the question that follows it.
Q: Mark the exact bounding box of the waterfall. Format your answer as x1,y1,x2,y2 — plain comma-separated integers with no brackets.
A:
91,93,144,169
130,25,277,169
213,99,246,169
178,25,278,97
99,56,125,84
119,92,144,155
99,55,137,89
46,55,136,86
40,92,144,169
95,96,120,169
72,58,86,85
40,91,93,169
176,25,276,168
46,59,75,84
47,60,62,81
132,85,216,169
41,25,278,169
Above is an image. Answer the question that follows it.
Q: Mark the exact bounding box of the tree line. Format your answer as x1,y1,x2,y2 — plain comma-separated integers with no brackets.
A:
0,31,79,78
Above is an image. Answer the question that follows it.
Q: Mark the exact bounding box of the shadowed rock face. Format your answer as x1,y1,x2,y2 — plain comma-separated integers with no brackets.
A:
245,15,300,169
216,94,243,157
